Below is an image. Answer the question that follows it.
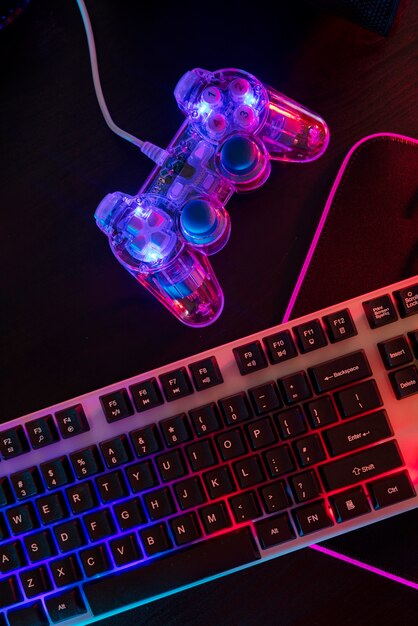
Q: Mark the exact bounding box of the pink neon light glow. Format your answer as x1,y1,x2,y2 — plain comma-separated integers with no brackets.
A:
311,544,418,590
282,132,418,589
282,132,418,325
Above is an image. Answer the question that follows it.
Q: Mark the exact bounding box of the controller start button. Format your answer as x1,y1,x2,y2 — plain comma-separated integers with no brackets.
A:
219,135,260,176
180,199,219,244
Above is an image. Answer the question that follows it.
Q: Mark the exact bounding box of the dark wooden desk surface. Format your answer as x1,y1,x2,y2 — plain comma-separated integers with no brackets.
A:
1,0,418,624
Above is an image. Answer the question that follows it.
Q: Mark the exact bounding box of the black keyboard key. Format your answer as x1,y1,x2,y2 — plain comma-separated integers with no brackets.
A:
408,330,418,358
49,554,82,587
293,500,333,535
20,565,52,598
7,503,38,535
233,340,267,375
113,498,146,531
159,368,193,401
255,513,295,549
96,470,128,503
335,380,383,418
389,365,418,399
100,388,134,423
294,319,327,353
234,456,265,489
24,530,56,562
45,588,87,623
304,396,338,429
84,527,259,616
309,350,372,393
323,410,393,457
0,576,22,609
204,466,235,499
156,449,187,481
143,487,175,520
23,523,46,562
84,508,115,542
125,460,157,493
329,487,370,522
8,601,49,626
363,294,398,328
189,403,222,436
229,491,262,522
264,445,295,478
110,533,142,566
289,471,321,503
160,413,192,446
140,523,172,556
0,477,13,506
216,429,247,460
189,356,223,391
100,435,132,468
25,416,58,449
10,467,42,500
368,471,416,509
70,445,102,479
40,456,73,490
173,477,206,510
66,481,97,514
248,381,282,415
130,377,163,412
260,480,291,513
38,486,59,530
186,439,217,471
319,440,403,491
0,541,25,573
53,519,85,552
394,284,418,317
275,407,307,439
378,336,413,370
80,543,111,577
263,330,297,364
200,501,231,534
247,418,277,450
279,371,312,404
294,435,325,467
219,393,252,426
0,426,29,459
170,512,202,546
130,424,161,457
323,309,357,342
55,404,89,439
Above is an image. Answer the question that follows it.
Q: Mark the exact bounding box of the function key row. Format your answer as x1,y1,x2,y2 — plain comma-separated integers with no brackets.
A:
0,405,90,461
234,309,358,375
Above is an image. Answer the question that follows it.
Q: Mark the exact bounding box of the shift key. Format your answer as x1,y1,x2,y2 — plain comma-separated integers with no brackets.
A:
319,440,403,492
309,350,371,393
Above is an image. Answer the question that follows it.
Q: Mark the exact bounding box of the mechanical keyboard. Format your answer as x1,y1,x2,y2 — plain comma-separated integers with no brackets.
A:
1,276,417,626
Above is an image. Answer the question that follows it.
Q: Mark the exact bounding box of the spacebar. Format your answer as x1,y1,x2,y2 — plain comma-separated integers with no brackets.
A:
84,527,260,616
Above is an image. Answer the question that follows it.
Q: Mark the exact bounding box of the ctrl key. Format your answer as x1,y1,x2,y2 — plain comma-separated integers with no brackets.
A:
45,587,87,623
368,471,416,510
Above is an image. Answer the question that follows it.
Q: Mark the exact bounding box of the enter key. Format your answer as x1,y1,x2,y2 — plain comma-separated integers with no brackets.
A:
323,410,393,457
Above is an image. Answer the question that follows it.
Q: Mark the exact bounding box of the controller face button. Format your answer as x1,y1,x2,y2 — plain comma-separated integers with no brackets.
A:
202,86,222,105
230,78,251,100
180,199,218,243
219,135,261,176
207,113,227,135
234,105,257,129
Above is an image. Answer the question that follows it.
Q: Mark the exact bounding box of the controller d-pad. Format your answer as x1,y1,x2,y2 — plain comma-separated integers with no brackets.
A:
127,206,177,264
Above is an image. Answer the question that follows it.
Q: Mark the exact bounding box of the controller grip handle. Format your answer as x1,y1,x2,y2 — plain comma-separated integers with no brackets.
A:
132,247,224,327
261,87,329,162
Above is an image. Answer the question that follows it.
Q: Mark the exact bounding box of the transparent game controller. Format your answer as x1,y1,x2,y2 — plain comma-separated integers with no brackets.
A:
96,68,329,327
